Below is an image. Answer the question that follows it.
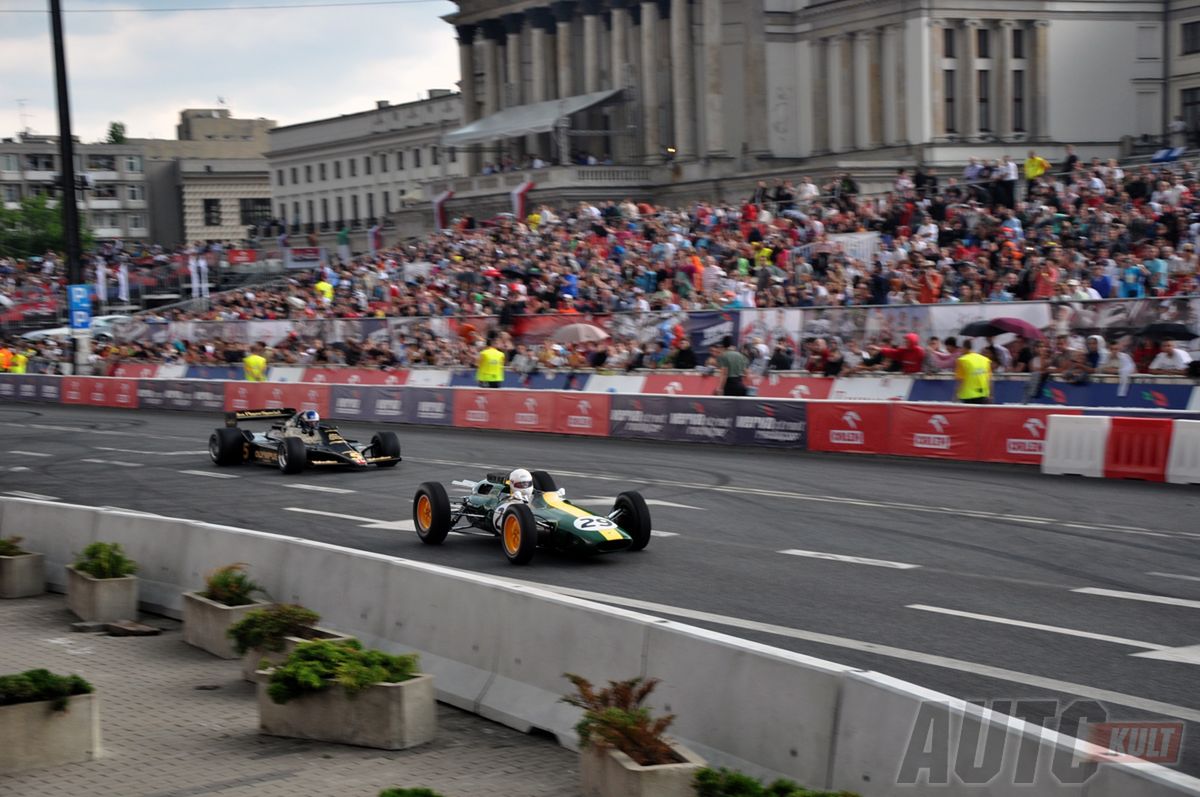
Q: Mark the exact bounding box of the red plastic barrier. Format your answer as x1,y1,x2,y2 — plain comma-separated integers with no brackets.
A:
224,382,329,416
110,363,160,379
551,391,610,436
1103,417,1173,482
807,402,891,454
641,373,721,396
301,368,408,386
888,404,983,460
977,407,1082,465
745,374,834,400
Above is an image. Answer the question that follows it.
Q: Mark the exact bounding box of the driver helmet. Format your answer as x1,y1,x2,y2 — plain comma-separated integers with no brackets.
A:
509,468,533,502
299,409,320,432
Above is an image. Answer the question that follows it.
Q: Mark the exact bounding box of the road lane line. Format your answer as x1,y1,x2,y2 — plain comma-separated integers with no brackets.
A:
778,549,921,569
905,604,1168,650
283,507,380,523
284,484,356,495
94,447,208,456
8,450,50,457
651,530,679,538
81,458,142,468
1148,572,1200,584
178,469,238,479
3,491,59,501
579,496,706,510
1071,587,1200,610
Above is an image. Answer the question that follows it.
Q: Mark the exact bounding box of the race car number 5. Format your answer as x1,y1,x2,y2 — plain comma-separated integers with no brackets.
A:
574,516,615,530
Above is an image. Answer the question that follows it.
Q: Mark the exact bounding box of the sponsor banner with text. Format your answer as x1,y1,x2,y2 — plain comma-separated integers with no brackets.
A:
807,402,892,454
110,363,160,379
302,368,409,386
60,376,139,409
330,385,407,424
745,373,833,400
550,391,611,436
136,379,224,411
224,382,329,415
730,400,807,448
888,404,981,460
608,395,674,442
402,387,455,426
641,372,722,397
977,407,1082,464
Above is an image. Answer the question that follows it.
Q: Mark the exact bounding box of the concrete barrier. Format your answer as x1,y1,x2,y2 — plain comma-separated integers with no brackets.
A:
4,498,1200,796
1042,416,1111,478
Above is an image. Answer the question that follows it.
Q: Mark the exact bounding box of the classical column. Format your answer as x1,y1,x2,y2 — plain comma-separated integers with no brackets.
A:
504,13,524,107
553,1,576,98
1033,20,1050,140
581,0,602,93
610,0,629,88
669,0,695,158
743,0,769,157
481,20,505,116
529,10,553,102
826,35,845,153
852,30,873,149
881,24,899,145
456,25,480,172
701,0,725,157
996,20,1014,139
959,19,980,139
929,19,944,138
639,0,662,161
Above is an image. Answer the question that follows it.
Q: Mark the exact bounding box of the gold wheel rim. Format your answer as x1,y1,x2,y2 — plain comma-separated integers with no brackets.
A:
503,515,521,555
417,495,432,531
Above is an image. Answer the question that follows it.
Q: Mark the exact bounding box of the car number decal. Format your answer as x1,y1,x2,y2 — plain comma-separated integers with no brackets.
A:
573,516,615,531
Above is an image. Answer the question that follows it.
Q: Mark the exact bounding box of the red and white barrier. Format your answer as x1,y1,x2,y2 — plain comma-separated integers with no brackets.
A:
1043,415,1200,483
1167,420,1200,485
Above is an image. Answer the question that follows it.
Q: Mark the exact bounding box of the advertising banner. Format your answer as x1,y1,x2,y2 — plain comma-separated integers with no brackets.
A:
550,392,610,437
227,249,257,265
641,373,722,396
730,400,807,448
224,382,329,415
686,311,739,353
137,379,226,412
608,395,673,442
658,396,738,444
284,247,325,270
806,402,892,454
302,368,409,386
452,388,507,430
329,385,371,421
402,387,454,426
887,404,981,460
110,363,160,379
829,375,914,401
746,373,833,400
976,407,1082,465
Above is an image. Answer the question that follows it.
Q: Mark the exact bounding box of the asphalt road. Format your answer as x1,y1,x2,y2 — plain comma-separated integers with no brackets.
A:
2,403,1199,777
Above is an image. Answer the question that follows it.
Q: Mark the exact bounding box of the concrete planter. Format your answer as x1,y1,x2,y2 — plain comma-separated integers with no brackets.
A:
579,740,706,797
0,693,101,774
0,552,44,599
182,592,271,660
256,671,436,750
239,627,354,682
65,566,138,623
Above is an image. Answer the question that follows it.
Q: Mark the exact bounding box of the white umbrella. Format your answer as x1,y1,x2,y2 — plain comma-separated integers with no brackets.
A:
551,323,610,344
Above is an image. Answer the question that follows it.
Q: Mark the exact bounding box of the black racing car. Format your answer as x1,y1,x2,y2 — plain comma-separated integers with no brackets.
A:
208,408,401,474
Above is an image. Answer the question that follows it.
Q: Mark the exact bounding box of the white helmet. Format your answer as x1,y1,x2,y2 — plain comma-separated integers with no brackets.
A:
509,468,533,502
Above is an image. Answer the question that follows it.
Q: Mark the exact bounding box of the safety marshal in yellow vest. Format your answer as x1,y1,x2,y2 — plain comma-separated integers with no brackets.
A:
476,331,505,388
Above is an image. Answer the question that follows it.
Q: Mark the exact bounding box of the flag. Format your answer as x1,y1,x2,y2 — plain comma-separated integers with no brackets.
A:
95,258,107,305
117,261,129,303
188,256,201,298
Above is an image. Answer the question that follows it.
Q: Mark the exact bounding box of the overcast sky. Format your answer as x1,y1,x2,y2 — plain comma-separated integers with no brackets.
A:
0,0,460,143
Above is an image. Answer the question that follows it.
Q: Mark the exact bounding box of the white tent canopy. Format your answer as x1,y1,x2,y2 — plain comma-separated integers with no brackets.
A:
441,88,623,147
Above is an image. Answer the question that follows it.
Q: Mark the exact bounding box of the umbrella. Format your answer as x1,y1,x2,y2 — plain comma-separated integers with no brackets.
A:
959,317,1044,340
552,323,609,344
1137,322,1199,341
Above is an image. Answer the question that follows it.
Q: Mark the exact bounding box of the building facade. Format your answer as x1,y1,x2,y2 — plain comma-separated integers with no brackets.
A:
266,92,465,235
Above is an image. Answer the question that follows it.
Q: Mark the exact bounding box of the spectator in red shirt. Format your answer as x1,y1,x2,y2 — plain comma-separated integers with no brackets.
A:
880,333,927,373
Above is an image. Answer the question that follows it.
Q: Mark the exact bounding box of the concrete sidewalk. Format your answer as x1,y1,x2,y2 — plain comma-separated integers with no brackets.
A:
0,594,581,797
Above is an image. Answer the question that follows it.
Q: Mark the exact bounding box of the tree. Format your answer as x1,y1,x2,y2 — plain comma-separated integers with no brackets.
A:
0,193,94,259
106,121,126,144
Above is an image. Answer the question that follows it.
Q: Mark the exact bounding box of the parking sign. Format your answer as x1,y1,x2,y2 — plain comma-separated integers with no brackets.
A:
68,284,91,331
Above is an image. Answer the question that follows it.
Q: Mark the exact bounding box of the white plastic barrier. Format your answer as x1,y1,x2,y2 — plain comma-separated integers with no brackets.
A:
265,366,306,383
4,497,1199,796
1166,419,1200,485
1041,415,1111,478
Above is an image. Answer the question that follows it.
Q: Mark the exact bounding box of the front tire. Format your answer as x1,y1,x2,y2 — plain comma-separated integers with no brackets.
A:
371,432,401,467
612,491,652,552
500,503,537,565
413,482,451,545
277,437,307,474
209,427,244,466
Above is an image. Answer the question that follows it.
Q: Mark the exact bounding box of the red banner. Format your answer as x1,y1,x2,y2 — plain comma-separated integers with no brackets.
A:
551,391,610,436
452,389,510,429
226,249,257,265
61,377,139,408
977,407,1081,465
301,368,409,386
641,373,722,396
888,404,982,460
224,382,329,415
807,402,891,454
110,363,160,379
745,374,833,400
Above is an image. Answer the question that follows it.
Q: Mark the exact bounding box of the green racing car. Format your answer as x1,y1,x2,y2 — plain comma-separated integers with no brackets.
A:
411,468,651,565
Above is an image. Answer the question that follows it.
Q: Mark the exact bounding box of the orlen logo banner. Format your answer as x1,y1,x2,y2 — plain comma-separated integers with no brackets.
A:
641,373,721,396
504,393,554,433
224,383,330,416
889,405,981,460
977,407,1082,464
807,402,891,454
61,376,87,405
551,392,611,437
110,363,159,379
302,368,409,386
454,388,501,429
745,374,833,400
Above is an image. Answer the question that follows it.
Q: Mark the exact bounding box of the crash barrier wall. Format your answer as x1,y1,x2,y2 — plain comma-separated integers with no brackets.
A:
103,363,1200,411
5,496,1199,797
6,375,1200,470
1043,416,1200,483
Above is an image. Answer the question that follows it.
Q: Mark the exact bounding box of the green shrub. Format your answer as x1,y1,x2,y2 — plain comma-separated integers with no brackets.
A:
0,536,28,556
0,669,93,711
694,767,860,797
202,563,265,606
267,639,419,705
561,674,677,767
227,603,320,655
379,789,447,797
73,542,137,579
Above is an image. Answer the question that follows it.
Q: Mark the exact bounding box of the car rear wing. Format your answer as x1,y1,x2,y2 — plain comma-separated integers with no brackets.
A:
225,408,297,427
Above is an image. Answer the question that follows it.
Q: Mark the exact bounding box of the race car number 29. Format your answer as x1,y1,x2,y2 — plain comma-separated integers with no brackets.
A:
574,516,615,530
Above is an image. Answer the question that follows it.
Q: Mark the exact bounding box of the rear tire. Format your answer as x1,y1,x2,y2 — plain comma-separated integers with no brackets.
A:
413,482,451,545
613,491,652,552
209,428,244,466
371,432,401,466
277,437,307,474
500,503,538,565
530,470,557,492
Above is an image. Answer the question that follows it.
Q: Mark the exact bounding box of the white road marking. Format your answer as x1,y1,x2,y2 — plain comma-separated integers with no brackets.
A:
8,450,50,457
1131,645,1200,665
651,530,679,538
406,456,1195,541
778,549,921,570
81,458,142,468
283,507,379,524
178,469,238,479
504,581,1200,724
1072,587,1200,610
3,466,30,472
579,496,706,510
1148,571,1200,584
4,490,59,501
284,507,439,534
906,604,1168,650
94,446,208,456
284,484,356,495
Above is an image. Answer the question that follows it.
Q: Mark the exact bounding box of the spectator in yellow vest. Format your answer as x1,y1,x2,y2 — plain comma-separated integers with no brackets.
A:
243,343,268,382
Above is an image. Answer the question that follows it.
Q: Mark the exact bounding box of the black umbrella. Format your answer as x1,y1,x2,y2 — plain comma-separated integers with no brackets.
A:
960,320,1005,338
1137,322,1199,341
